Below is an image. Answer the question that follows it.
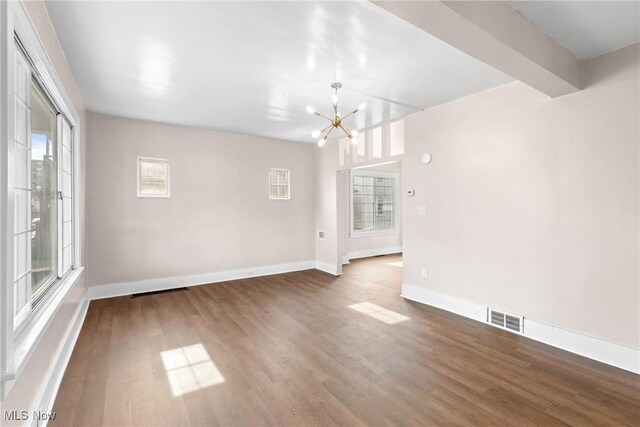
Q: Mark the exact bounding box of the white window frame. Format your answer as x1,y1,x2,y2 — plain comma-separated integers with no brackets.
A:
350,169,400,237
27,75,65,309
137,157,171,198
268,168,290,200
0,1,84,399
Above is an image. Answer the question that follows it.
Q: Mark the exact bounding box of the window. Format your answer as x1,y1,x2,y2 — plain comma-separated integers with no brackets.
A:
59,119,74,276
269,168,290,200
372,127,382,159
13,41,76,327
30,80,58,302
351,171,398,234
390,120,405,156
138,157,170,197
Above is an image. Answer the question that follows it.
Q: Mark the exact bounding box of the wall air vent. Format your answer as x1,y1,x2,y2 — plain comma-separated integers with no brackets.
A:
487,308,524,334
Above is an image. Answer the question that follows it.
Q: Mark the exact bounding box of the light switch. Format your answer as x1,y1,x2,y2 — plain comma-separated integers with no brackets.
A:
418,206,427,216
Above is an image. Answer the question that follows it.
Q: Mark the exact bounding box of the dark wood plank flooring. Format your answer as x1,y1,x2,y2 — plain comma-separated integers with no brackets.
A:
51,254,640,426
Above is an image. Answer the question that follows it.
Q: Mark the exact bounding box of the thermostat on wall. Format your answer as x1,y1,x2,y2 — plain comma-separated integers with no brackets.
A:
406,189,415,197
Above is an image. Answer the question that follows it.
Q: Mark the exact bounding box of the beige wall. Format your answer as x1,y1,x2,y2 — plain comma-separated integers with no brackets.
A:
403,44,639,349
347,228,402,254
314,138,342,273
86,113,316,287
2,0,87,417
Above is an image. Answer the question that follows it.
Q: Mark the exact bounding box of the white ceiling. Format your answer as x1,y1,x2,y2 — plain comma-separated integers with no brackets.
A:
45,1,513,143
508,1,640,61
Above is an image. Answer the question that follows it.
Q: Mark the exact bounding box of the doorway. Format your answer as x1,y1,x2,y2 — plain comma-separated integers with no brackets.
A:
338,161,403,271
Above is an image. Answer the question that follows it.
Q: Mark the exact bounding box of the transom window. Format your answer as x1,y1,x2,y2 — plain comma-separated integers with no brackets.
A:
351,171,398,234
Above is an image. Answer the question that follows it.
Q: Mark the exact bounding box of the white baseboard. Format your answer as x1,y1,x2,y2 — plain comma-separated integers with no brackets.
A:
343,246,402,264
37,297,89,427
315,261,342,276
89,260,319,300
402,283,640,374
402,282,486,322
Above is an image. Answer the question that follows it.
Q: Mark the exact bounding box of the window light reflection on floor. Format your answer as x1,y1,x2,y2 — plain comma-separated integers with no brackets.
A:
386,261,403,268
348,302,410,325
160,343,225,397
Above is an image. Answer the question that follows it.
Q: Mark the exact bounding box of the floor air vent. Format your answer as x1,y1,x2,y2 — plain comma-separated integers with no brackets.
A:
131,287,189,298
488,308,524,334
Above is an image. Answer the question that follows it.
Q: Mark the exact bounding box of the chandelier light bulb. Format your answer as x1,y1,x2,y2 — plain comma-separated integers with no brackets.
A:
357,102,367,111
307,82,363,149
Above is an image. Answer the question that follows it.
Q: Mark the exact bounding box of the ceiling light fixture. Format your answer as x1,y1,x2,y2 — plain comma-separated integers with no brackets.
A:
306,82,365,147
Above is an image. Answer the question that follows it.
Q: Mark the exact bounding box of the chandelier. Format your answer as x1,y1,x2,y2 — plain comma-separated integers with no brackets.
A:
306,82,366,147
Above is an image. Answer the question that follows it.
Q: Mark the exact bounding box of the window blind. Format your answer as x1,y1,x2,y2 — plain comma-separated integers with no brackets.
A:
138,158,170,197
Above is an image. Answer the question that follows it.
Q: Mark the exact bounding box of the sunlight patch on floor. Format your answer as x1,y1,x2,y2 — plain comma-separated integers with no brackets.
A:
348,302,410,324
386,261,403,268
160,343,225,397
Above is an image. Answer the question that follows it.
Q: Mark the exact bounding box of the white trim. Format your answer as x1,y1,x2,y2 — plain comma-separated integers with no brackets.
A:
36,297,88,427
12,2,79,125
351,160,400,170
402,282,486,322
56,114,64,278
402,283,640,374
314,261,342,276
88,261,318,300
344,246,402,264
0,0,16,400
349,229,400,238
3,268,84,399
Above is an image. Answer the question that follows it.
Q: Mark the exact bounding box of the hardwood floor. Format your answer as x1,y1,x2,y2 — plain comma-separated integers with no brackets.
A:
52,254,640,426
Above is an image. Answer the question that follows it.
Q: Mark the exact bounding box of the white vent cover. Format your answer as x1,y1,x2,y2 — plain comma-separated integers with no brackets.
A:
487,308,524,334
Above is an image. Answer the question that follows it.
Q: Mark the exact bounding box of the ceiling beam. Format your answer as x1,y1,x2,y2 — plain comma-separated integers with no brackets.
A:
371,1,583,98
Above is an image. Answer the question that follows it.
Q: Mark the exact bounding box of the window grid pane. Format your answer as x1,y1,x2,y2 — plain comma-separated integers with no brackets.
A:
14,44,32,326
353,175,394,233
61,120,73,275
269,169,290,200
30,80,58,299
